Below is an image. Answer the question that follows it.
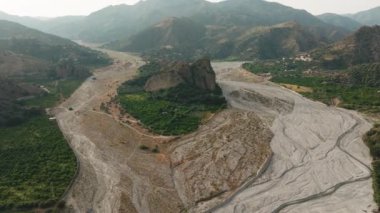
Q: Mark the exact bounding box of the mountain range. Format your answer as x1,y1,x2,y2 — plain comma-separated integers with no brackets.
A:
0,0,378,60
0,0,379,61
0,0,349,43
112,18,326,60
94,0,352,60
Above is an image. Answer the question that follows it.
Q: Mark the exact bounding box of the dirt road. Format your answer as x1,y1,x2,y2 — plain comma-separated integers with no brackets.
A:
210,63,375,213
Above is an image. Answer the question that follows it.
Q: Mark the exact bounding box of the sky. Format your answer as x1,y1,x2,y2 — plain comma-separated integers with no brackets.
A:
266,0,380,15
0,0,379,17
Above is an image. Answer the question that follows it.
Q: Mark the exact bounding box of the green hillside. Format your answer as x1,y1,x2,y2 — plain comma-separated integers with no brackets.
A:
0,21,111,211
116,18,324,60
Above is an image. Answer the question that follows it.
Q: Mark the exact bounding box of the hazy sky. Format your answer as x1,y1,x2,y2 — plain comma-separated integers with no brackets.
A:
267,0,380,15
0,0,379,17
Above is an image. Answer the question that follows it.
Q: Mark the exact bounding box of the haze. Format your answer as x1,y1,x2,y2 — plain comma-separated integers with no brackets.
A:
267,0,380,15
1,0,380,17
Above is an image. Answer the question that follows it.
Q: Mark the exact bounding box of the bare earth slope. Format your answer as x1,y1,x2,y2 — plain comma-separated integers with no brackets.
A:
210,63,375,212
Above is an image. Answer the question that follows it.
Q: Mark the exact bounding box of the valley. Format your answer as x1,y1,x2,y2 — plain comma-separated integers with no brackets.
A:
1,0,379,212
53,46,375,212
53,46,273,212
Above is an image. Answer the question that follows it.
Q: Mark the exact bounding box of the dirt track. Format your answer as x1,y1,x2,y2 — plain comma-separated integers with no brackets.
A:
54,49,375,212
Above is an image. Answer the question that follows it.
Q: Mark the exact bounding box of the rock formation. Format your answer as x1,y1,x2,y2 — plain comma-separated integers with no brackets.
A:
144,58,217,92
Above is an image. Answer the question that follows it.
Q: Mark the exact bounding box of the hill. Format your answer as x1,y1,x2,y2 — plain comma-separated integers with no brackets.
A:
0,20,109,66
347,6,380,26
0,11,85,39
207,22,323,60
0,20,110,126
108,17,206,55
317,13,362,31
117,18,325,60
0,21,99,211
117,58,226,135
312,25,380,69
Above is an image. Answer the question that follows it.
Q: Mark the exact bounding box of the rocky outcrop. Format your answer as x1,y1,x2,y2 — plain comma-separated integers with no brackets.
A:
353,26,380,64
144,58,217,92
144,71,184,92
188,58,216,91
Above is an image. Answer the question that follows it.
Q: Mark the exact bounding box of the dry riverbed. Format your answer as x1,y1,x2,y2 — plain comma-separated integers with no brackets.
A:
212,63,375,213
54,49,375,212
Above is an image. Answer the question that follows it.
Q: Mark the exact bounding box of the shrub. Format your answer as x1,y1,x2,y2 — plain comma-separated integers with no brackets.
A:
152,145,160,153
57,200,66,209
139,145,150,151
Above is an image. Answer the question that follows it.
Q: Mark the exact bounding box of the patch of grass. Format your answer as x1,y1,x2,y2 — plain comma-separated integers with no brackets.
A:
0,116,76,211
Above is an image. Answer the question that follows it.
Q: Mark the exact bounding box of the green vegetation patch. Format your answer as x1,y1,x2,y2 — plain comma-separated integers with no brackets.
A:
0,116,76,211
271,75,380,112
243,61,380,113
243,60,316,74
0,64,94,211
364,124,380,205
118,90,223,135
